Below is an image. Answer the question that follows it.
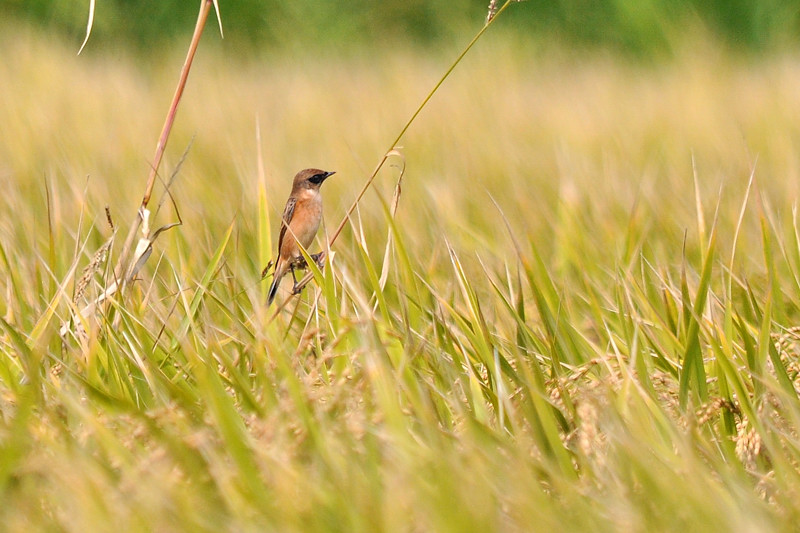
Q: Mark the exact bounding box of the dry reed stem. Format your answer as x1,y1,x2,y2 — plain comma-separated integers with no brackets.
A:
112,0,216,286
62,1,217,338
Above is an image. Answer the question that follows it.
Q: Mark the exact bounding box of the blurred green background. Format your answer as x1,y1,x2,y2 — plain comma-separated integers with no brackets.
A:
1,0,798,56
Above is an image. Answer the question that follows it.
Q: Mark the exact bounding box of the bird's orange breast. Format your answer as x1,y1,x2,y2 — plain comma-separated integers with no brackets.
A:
281,192,322,258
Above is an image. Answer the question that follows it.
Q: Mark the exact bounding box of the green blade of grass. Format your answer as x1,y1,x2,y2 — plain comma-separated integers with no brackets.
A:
678,228,716,408
173,219,234,345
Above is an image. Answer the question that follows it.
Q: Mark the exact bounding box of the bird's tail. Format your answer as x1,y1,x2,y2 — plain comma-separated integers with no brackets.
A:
267,276,280,305
267,260,286,306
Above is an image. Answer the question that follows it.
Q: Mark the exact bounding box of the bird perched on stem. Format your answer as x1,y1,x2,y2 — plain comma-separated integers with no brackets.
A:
267,168,335,305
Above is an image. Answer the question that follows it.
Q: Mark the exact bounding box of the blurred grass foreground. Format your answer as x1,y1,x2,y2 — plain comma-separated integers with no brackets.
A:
2,2,800,531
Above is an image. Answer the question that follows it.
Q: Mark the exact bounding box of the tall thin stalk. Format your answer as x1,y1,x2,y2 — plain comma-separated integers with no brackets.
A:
113,0,219,284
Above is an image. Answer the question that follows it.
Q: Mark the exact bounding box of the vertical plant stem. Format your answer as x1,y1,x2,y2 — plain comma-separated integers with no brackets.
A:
113,0,214,283
143,0,213,209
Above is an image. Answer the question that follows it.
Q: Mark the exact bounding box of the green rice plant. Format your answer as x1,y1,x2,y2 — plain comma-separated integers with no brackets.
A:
3,1,800,530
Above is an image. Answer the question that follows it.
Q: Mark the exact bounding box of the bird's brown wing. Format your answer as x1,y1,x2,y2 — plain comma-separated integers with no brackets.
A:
277,197,297,255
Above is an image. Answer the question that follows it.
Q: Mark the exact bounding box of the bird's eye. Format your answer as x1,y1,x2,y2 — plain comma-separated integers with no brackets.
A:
308,173,326,184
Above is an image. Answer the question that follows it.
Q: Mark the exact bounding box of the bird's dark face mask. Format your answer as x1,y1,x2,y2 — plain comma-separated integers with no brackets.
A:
308,170,335,186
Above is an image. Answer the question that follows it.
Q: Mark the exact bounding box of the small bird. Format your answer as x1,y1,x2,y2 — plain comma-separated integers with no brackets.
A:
267,168,335,305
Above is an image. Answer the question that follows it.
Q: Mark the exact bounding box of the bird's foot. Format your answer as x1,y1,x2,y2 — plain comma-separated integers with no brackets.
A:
289,256,307,270
291,252,326,271
311,251,326,268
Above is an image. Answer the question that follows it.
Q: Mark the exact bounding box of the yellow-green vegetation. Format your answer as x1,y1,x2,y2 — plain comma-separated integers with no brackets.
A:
3,21,800,531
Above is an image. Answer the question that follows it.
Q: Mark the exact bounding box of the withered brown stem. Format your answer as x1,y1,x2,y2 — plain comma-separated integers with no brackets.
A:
112,0,215,284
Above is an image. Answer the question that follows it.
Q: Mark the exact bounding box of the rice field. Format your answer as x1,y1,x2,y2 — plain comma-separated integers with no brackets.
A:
2,18,800,531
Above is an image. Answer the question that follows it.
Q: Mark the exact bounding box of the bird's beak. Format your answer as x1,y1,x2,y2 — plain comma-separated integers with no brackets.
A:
323,171,336,181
